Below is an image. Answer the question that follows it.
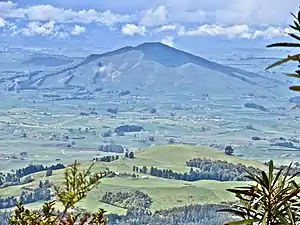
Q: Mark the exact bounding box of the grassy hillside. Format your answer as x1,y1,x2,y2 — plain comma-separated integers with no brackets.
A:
0,145,267,214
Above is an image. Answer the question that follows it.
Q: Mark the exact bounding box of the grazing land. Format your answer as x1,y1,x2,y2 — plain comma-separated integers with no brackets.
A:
0,43,298,222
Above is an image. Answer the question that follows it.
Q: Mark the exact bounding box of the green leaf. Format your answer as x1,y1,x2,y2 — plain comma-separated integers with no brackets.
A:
262,212,268,225
289,86,300,92
266,54,300,70
268,160,274,184
288,33,300,42
287,73,300,78
225,219,259,225
266,43,300,48
290,25,299,30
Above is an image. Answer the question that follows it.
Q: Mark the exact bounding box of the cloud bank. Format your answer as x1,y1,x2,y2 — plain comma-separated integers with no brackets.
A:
0,0,298,40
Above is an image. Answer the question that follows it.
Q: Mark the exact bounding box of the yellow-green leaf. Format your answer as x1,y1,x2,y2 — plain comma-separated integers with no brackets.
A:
226,219,259,225
266,54,300,70
289,86,300,92
287,73,300,78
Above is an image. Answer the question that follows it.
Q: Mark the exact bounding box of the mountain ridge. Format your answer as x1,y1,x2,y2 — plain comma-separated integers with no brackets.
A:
3,42,284,97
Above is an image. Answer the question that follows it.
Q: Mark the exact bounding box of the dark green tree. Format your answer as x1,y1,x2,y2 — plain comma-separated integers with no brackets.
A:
129,151,134,159
46,168,53,177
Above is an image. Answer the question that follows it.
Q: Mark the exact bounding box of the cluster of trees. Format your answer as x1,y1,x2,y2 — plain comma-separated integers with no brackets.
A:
104,204,230,225
94,155,120,162
186,158,262,181
0,173,33,188
15,163,65,178
93,151,133,163
0,203,230,225
0,180,51,209
104,203,231,225
133,158,261,182
101,191,151,210
132,166,147,173
125,151,134,159
115,172,143,179
114,125,144,133
0,163,64,188
99,144,124,153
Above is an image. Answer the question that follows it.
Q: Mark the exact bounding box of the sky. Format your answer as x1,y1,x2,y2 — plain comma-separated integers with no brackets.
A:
0,0,299,54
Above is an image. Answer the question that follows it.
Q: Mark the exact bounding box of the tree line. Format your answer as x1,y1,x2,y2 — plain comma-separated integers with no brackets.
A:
93,151,134,163
132,158,262,182
0,180,51,209
186,158,262,181
0,203,230,225
101,191,151,210
0,163,64,188
15,163,65,178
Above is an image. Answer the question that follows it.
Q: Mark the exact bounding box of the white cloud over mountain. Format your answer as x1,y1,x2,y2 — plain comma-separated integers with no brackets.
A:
122,24,146,36
0,0,298,40
161,36,174,47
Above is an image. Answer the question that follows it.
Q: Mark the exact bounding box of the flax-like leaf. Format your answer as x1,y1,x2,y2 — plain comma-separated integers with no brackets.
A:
266,54,300,70
288,33,300,42
287,73,300,78
266,43,300,48
289,86,300,92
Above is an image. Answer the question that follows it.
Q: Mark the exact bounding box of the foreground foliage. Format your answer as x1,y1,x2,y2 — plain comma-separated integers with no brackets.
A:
9,161,110,225
266,8,300,94
220,160,300,225
0,203,230,225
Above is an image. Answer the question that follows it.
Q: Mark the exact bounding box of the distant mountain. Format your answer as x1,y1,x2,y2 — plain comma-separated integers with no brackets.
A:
3,42,285,97
22,56,75,67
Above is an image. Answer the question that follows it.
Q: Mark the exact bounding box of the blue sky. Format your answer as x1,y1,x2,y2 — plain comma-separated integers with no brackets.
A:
0,0,299,54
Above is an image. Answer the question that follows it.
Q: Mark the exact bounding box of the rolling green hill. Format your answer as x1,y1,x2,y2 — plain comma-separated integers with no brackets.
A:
0,145,267,214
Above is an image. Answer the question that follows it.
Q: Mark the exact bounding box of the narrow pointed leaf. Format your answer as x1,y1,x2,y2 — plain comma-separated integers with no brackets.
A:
290,25,299,30
288,33,300,42
266,55,300,70
289,86,300,92
267,43,300,48
225,219,259,225
287,73,300,78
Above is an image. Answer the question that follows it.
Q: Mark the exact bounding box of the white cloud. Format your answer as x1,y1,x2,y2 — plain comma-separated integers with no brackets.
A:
214,0,298,26
122,24,146,36
140,6,168,27
0,1,131,26
19,20,73,38
178,24,293,39
0,17,6,28
0,0,298,40
252,27,293,39
155,24,180,32
71,24,86,35
180,24,251,38
135,0,298,26
21,20,57,36
161,36,174,47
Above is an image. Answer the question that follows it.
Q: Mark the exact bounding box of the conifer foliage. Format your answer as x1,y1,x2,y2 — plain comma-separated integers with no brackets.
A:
9,161,110,225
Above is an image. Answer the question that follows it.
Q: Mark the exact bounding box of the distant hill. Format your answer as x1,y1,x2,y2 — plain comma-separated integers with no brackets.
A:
22,56,75,67
4,42,284,97
0,145,266,214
